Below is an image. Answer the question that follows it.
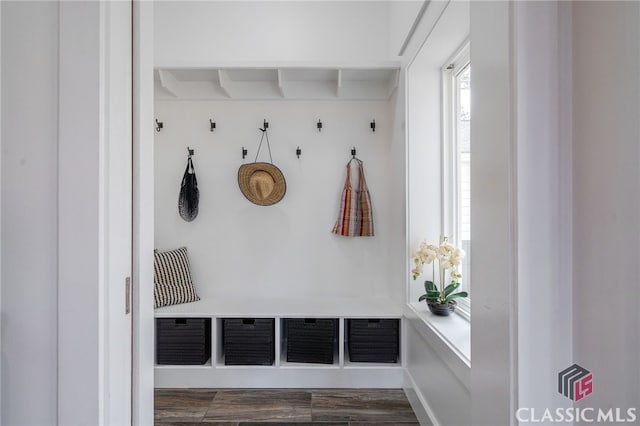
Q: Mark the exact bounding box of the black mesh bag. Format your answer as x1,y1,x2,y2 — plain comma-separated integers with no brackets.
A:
178,157,199,222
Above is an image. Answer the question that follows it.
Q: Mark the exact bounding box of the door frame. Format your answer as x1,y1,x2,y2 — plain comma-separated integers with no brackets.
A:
128,1,521,424
132,1,155,425
56,1,155,423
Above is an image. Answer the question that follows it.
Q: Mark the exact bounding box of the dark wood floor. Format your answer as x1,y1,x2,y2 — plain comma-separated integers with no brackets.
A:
155,388,420,425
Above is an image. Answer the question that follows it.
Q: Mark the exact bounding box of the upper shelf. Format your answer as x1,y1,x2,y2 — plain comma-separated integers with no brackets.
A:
155,67,400,101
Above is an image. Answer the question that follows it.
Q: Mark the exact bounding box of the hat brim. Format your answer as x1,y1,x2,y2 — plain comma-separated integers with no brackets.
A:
238,162,287,206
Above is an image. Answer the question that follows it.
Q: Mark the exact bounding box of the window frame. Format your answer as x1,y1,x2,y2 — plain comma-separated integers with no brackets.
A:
441,41,471,320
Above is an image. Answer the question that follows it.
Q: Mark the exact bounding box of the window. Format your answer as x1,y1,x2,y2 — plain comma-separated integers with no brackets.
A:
443,44,471,318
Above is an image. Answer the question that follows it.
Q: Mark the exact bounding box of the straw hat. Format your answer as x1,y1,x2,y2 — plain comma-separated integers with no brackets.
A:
237,162,286,206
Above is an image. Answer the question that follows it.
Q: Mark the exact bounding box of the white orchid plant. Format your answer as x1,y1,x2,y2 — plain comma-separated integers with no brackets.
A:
412,237,468,305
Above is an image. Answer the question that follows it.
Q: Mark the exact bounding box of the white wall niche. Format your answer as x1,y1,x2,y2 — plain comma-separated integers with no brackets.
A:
154,98,397,303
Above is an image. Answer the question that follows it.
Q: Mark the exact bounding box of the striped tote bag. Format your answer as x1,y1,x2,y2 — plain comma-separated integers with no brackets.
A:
332,159,375,237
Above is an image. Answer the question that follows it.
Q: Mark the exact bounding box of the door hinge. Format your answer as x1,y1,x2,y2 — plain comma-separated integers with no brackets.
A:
125,276,131,314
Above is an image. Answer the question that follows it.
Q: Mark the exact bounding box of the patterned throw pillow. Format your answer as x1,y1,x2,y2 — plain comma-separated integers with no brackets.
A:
153,247,200,308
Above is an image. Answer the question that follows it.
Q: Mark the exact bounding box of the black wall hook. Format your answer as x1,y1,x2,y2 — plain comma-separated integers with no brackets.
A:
317,119,323,132
351,147,357,158
155,119,163,132
242,147,248,159
296,146,302,159
260,119,269,132
187,147,194,158
210,119,216,132
370,119,376,132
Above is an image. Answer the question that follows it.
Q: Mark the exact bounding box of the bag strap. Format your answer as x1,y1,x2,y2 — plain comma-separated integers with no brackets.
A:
344,160,354,189
253,130,274,164
357,160,368,191
183,158,193,178
346,157,364,189
182,158,196,186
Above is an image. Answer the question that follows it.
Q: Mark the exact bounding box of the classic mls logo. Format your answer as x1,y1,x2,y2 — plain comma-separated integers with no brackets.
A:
516,364,636,423
558,363,593,401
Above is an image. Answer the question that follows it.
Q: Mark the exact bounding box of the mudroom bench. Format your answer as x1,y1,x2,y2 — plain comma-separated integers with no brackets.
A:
154,297,404,388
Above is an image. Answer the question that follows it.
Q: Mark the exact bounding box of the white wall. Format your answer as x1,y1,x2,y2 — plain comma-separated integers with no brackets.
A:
154,1,391,66
469,2,517,425
572,1,640,419
1,2,59,424
154,100,397,301
404,2,470,425
515,1,573,420
389,72,408,308
407,0,469,303
472,3,639,425
57,3,102,422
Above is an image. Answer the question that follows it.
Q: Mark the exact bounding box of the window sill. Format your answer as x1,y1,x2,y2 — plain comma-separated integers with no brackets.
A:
404,302,471,388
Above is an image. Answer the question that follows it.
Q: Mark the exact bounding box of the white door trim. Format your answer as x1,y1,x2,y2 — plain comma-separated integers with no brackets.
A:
132,1,155,424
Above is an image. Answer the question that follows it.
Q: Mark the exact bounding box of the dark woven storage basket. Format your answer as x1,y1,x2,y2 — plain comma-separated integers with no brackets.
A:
348,319,399,363
223,318,275,365
156,318,211,365
286,318,337,364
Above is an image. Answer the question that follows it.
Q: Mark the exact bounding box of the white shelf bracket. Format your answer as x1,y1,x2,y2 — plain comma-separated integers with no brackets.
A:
217,69,232,98
336,69,343,98
277,69,286,98
157,70,179,98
